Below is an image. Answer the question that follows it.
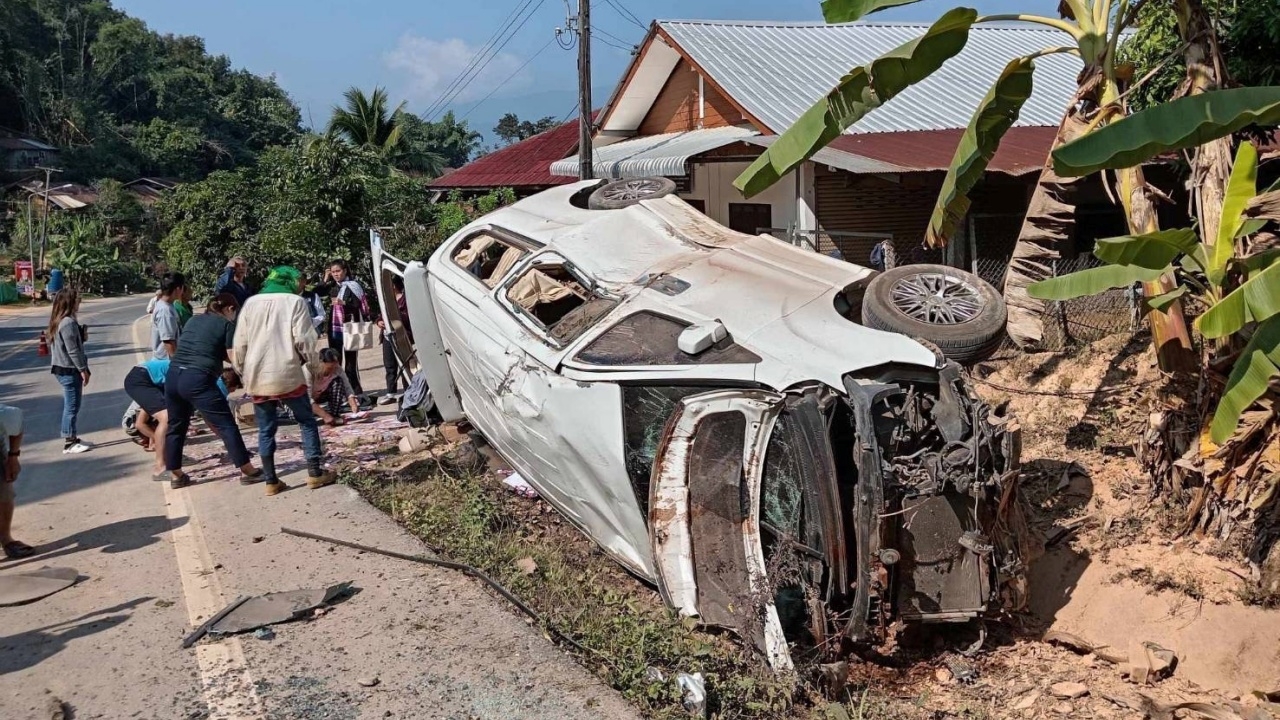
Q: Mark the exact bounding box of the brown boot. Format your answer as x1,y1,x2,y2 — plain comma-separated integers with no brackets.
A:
307,471,335,489
265,480,289,496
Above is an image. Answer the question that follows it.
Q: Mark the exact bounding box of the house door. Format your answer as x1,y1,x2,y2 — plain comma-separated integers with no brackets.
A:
728,202,773,234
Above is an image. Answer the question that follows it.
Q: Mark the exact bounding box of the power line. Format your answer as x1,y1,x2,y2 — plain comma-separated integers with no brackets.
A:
460,38,556,120
424,0,548,121
420,0,534,119
602,0,645,30
593,25,636,50
426,0,545,120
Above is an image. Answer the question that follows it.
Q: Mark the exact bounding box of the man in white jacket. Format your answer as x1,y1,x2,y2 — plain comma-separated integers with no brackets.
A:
233,266,333,495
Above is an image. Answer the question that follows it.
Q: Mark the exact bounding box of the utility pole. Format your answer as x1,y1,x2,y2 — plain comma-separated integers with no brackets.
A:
576,0,593,180
35,165,62,270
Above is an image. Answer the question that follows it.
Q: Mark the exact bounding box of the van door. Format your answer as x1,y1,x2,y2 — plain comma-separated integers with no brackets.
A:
649,390,794,671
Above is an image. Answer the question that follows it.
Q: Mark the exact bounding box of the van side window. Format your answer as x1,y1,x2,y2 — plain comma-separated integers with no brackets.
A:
452,233,527,288
505,261,618,345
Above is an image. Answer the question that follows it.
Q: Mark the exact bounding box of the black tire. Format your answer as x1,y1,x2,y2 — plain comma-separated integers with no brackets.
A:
587,177,677,210
861,264,1007,365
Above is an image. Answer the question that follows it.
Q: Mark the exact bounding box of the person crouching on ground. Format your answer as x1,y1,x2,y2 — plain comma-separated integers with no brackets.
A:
233,266,334,495
49,288,92,454
311,348,360,426
163,293,262,489
125,357,240,479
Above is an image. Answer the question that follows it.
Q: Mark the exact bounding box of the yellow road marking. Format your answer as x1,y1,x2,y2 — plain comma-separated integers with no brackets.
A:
133,314,265,719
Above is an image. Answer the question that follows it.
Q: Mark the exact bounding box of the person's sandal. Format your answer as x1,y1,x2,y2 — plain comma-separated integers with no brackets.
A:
3,540,35,559
170,474,193,490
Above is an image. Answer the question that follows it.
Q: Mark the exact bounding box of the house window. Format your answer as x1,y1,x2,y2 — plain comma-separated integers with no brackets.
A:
673,175,692,193
684,199,706,213
728,203,772,234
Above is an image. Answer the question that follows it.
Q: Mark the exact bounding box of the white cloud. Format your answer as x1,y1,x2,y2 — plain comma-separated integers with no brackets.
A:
384,34,531,108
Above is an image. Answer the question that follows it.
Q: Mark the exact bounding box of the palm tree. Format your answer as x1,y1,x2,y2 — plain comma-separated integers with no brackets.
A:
327,87,406,157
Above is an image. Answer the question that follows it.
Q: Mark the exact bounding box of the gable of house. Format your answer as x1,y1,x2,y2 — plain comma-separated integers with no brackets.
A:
638,58,747,134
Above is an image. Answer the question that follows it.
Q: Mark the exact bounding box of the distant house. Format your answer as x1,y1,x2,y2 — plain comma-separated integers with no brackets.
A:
429,113,598,198
548,20,1111,271
17,179,99,212
123,177,180,204
0,135,58,174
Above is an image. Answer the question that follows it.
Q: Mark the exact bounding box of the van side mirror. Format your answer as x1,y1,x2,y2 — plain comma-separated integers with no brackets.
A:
678,320,728,355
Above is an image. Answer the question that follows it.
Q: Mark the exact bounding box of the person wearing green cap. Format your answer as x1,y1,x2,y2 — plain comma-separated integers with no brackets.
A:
232,265,333,495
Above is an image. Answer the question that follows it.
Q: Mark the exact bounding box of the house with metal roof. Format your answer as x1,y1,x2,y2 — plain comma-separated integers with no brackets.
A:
551,20,1093,271
0,135,58,175
429,114,596,197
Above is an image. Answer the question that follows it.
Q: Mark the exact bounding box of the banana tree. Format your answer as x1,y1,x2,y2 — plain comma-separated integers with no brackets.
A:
734,0,1195,368
1026,89,1280,550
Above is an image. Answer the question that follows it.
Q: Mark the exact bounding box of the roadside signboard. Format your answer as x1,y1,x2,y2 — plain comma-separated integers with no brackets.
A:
14,261,33,296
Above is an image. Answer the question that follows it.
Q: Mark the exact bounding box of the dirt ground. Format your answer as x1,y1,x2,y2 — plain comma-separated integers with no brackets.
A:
335,332,1280,719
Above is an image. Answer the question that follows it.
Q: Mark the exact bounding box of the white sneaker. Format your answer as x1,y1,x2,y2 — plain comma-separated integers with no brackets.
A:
63,441,91,454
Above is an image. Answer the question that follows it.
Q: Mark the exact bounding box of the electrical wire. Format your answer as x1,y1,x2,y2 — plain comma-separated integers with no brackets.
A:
420,0,534,120
602,0,646,30
460,38,556,120
593,25,636,50
425,0,549,121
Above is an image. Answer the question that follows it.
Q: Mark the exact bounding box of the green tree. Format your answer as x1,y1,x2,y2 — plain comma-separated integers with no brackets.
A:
417,111,482,169
493,113,558,145
1122,0,1280,111
326,86,406,157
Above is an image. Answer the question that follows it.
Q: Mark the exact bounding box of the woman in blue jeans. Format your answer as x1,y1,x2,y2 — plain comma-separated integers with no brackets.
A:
163,294,262,489
48,288,92,454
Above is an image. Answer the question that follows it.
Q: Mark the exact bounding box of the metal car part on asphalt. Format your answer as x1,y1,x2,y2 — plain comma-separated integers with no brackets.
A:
0,567,80,606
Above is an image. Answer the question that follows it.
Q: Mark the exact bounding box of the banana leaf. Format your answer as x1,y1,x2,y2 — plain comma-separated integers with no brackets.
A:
1211,315,1280,443
1146,286,1189,312
1196,260,1280,339
925,56,1037,247
821,0,924,22
1207,142,1258,285
734,8,977,198
1090,228,1199,269
1052,86,1280,177
1026,263,1169,301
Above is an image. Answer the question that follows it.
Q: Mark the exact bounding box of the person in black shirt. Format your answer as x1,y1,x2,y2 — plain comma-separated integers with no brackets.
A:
162,293,262,489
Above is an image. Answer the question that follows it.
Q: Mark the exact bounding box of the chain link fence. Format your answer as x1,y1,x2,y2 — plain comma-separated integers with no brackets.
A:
762,229,1141,355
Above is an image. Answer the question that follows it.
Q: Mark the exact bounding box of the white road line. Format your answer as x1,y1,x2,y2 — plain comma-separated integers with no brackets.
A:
132,314,265,719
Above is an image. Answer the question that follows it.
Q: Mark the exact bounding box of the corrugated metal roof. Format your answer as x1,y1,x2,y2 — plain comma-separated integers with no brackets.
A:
550,126,758,178
742,135,908,174
659,20,1082,135
0,137,57,151
827,125,1058,175
430,115,591,190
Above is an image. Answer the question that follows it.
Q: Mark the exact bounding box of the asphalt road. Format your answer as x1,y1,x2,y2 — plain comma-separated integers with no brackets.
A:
0,296,639,720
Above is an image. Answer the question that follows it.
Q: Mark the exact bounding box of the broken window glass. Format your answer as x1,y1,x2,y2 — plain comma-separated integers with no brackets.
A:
575,311,761,366
452,233,528,287
506,262,618,345
622,385,708,515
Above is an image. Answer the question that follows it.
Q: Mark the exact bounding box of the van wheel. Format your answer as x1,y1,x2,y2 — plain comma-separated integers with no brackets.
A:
587,177,677,210
862,264,1007,364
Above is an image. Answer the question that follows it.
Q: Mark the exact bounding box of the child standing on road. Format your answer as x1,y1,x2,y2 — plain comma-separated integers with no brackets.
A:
48,288,92,454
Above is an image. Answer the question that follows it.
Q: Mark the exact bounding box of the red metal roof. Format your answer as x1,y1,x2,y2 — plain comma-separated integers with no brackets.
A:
430,114,596,190
827,126,1058,176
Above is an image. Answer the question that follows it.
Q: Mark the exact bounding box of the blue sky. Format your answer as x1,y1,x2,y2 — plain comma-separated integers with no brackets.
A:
113,0,1059,142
